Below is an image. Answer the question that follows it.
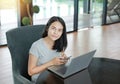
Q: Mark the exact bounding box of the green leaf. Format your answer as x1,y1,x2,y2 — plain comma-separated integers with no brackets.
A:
33,5,40,13
22,17,30,26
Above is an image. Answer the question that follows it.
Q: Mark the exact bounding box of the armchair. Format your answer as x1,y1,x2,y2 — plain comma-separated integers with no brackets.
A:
6,25,45,84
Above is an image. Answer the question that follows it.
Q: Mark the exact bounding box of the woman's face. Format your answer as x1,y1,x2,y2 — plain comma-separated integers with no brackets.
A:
47,21,63,41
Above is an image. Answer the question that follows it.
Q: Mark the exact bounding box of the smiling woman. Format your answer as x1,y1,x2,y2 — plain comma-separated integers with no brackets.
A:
28,16,68,83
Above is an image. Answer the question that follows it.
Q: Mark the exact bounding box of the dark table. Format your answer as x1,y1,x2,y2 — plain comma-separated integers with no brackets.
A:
36,58,120,84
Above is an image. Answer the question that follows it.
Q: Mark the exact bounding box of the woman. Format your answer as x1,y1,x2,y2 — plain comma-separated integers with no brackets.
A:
28,16,68,83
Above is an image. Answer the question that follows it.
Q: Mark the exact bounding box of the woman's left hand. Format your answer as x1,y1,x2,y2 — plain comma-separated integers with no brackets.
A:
60,52,68,61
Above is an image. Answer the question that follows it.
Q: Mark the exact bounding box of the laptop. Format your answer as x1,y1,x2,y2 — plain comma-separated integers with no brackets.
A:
48,50,96,79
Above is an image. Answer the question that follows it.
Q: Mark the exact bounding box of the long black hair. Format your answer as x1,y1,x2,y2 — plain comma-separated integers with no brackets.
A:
42,16,67,52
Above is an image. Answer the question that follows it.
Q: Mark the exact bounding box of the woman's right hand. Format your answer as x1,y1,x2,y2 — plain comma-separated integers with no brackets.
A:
49,57,67,66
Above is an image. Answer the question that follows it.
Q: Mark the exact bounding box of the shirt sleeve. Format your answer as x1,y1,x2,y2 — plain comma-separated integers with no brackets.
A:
29,42,39,58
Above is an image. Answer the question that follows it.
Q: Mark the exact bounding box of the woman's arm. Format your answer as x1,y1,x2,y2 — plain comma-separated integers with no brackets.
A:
28,53,67,76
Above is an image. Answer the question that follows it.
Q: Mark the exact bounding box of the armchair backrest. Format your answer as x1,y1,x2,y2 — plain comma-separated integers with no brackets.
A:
6,25,45,83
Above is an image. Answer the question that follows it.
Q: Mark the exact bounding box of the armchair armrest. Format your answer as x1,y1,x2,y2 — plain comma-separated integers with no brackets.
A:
14,74,32,84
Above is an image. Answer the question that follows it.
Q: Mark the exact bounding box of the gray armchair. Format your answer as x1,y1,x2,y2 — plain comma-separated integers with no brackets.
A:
6,25,45,84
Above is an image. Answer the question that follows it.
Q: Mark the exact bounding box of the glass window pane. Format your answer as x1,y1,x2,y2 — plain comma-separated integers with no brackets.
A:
78,0,103,29
0,0,17,45
92,0,103,26
33,0,74,32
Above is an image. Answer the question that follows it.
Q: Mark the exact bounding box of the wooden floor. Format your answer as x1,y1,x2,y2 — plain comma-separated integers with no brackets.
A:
0,46,13,84
1,23,120,84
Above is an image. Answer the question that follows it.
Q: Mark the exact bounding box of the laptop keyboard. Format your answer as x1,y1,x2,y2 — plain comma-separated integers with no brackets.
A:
55,66,67,74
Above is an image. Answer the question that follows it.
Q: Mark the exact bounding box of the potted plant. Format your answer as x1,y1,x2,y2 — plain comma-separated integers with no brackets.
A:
22,0,40,26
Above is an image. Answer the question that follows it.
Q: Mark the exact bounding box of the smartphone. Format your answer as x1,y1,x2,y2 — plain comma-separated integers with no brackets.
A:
66,56,72,60
59,56,72,60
